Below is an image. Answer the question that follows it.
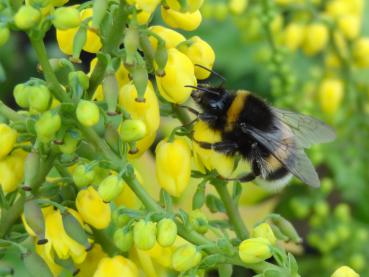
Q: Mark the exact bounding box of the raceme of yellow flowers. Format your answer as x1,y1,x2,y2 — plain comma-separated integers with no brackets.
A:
0,0,364,276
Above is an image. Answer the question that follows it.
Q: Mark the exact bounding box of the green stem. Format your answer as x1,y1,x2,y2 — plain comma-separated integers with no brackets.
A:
87,0,129,98
0,195,25,238
213,182,249,240
29,38,69,103
92,229,118,256
0,101,24,122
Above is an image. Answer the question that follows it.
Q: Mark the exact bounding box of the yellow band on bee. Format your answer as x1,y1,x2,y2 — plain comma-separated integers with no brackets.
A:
225,90,249,132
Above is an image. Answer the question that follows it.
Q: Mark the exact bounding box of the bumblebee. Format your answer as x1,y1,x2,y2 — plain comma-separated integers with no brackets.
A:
185,80,336,189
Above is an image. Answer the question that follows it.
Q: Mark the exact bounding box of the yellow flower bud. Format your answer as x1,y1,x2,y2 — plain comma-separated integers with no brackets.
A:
302,23,329,56
331,266,359,277
0,124,17,159
28,85,51,113
59,130,80,154
72,164,95,188
172,244,202,272
251,223,277,245
76,186,111,229
161,6,202,31
52,7,81,30
155,137,191,197
56,8,102,55
93,256,138,277
283,23,304,51
35,111,62,143
318,78,344,115
13,83,30,108
156,48,196,103
14,5,41,30
119,119,147,142
166,0,204,13
133,220,157,250
228,0,248,15
98,175,124,202
156,218,177,247
239,238,272,264
337,15,360,40
192,121,234,177
148,25,185,50
119,81,160,157
0,26,10,47
114,228,133,252
353,37,369,68
178,36,215,80
76,100,100,127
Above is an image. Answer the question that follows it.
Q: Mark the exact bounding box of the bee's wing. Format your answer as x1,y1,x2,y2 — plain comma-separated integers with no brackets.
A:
241,124,320,187
272,108,336,148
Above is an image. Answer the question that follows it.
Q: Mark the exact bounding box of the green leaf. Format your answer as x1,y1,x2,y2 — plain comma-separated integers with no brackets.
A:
22,251,53,277
272,246,287,267
263,269,285,277
206,194,225,213
232,181,242,202
177,209,189,225
192,180,206,210
287,253,299,275
160,189,173,211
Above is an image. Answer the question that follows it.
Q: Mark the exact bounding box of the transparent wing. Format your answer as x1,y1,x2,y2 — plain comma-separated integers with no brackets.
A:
272,107,336,148
241,124,320,187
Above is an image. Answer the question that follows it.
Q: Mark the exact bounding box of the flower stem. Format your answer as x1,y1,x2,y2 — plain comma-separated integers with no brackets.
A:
0,101,24,122
213,182,249,240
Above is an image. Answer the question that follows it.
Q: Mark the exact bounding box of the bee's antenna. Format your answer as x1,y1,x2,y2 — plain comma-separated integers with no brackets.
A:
184,85,220,96
194,64,226,87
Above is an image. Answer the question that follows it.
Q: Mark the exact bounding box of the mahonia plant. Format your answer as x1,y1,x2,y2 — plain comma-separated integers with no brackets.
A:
0,0,363,276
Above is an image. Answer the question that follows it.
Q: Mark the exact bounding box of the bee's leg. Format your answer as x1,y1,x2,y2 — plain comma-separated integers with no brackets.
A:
222,172,258,183
193,139,238,155
177,105,218,124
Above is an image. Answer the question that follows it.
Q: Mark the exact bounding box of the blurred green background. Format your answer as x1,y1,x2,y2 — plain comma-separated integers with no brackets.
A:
1,0,369,276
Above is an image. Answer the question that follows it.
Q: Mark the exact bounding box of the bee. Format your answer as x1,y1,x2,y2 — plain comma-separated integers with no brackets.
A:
184,72,336,189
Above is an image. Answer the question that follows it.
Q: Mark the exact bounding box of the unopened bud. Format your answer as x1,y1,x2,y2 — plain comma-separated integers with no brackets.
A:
53,7,81,30
238,238,272,264
14,5,41,30
76,100,100,127
113,227,133,252
62,211,91,251
69,71,90,92
98,175,124,202
157,218,177,247
118,119,147,142
72,164,95,188
58,129,81,154
23,200,47,244
13,83,29,108
0,26,10,47
331,266,359,277
28,85,51,113
35,111,62,143
47,58,74,86
251,223,277,245
172,244,202,272
112,207,131,227
133,220,157,250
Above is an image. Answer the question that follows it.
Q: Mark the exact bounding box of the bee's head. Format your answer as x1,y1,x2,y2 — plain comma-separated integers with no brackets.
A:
189,85,228,114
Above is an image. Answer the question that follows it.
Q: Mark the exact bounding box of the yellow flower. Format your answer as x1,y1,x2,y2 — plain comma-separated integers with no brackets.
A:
161,6,202,31
44,208,87,264
56,8,102,55
35,241,62,276
156,48,196,104
172,244,202,272
93,256,138,277
192,121,234,177
337,15,360,40
251,223,277,245
0,158,20,193
318,78,344,115
14,5,41,30
79,244,107,277
352,37,369,68
155,137,191,197
127,0,160,24
228,0,248,15
119,81,160,157
166,0,204,13
0,124,17,159
178,36,215,80
331,266,359,277
302,23,329,56
283,23,304,51
238,238,272,264
76,186,111,229
148,25,185,50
